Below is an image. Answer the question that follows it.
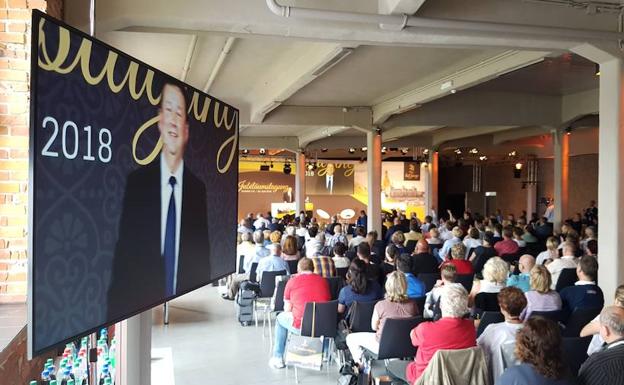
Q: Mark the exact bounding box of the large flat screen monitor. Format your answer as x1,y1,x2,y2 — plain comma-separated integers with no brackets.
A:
28,10,238,356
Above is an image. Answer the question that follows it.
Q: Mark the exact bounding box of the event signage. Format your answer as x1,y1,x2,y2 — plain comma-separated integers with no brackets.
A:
28,11,238,356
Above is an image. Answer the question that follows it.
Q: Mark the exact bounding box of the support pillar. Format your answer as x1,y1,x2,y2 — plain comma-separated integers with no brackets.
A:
553,129,569,231
424,152,432,216
118,310,152,385
596,57,624,298
367,131,382,234
472,164,482,193
431,151,439,218
295,151,306,215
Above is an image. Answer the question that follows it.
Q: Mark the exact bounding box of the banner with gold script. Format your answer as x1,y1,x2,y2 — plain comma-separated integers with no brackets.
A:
404,162,421,181
28,11,238,356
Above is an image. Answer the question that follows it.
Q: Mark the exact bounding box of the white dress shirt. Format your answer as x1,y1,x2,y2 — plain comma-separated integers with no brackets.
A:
478,321,524,379
160,156,184,294
547,255,578,290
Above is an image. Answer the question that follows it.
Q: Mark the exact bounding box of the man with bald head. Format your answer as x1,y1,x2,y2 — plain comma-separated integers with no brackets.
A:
410,239,439,275
578,306,624,385
506,254,535,292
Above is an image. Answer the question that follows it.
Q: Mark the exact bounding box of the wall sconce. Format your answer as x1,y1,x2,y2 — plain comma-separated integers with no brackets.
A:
514,162,522,178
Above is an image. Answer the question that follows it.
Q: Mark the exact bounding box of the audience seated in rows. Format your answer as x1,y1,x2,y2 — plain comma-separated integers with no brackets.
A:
423,264,458,319
439,227,463,260
345,271,419,364
470,232,497,277
521,265,562,320
406,284,476,384
337,259,383,314
441,243,474,275
496,317,573,385
494,228,520,257
478,287,527,380
507,255,535,293
537,236,560,266
269,257,330,369
411,239,439,275
581,284,624,355
225,230,270,299
547,241,578,290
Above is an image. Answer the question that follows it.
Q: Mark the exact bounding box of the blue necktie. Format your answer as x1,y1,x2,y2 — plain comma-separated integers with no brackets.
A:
164,176,177,297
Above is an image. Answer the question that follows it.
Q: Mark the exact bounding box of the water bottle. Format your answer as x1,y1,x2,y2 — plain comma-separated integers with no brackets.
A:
59,368,72,385
99,364,112,385
109,337,117,378
41,369,51,385
29,381,37,385
47,363,57,380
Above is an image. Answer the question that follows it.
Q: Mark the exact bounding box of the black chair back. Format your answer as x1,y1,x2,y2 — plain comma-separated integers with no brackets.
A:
412,296,426,315
349,300,379,333
248,262,259,283
418,273,440,293
405,240,417,254
326,277,345,300
376,316,424,360
474,292,500,315
300,300,339,338
297,236,305,251
336,267,348,279
286,260,298,274
562,336,592,377
556,268,579,292
238,256,245,274
273,277,289,312
476,311,504,338
501,253,520,265
456,274,475,292
529,310,564,323
563,308,602,337
258,270,287,298
345,250,357,261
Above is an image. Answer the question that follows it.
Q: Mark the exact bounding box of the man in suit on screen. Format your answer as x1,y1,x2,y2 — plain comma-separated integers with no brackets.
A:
107,81,210,321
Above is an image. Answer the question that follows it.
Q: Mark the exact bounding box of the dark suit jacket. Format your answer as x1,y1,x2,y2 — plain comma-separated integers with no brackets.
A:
107,158,210,321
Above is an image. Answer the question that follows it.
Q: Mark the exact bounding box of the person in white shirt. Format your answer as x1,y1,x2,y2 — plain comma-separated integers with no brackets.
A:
439,222,455,242
295,222,308,238
472,257,508,297
332,243,350,269
253,213,269,230
423,264,457,319
328,224,348,248
348,226,367,249
512,227,526,248
544,199,555,223
477,286,527,380
581,284,624,355
439,227,463,260
463,227,482,258
426,227,443,246
546,241,578,290
536,236,560,265
236,232,256,273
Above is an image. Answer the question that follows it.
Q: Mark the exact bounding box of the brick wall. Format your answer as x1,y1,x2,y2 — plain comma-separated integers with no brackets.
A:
0,0,62,303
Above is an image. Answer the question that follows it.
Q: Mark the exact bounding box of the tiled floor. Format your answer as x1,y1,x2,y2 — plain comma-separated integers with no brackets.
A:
0,303,27,352
152,286,340,385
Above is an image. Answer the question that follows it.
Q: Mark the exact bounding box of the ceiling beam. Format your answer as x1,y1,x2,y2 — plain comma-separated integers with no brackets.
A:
382,125,441,141
373,50,548,124
491,126,553,145
239,136,299,152
248,44,356,124
432,126,517,147
305,135,367,150
298,126,355,148
263,105,373,128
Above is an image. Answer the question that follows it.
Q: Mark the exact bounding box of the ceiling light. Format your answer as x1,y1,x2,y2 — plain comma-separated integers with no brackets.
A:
423,149,429,155
450,89,457,94
595,63,600,76
515,162,523,170
454,148,462,155
321,148,328,152
400,148,409,155
508,150,516,157
241,149,249,155
479,156,487,161
348,147,355,154
361,147,368,152
259,148,266,155
381,147,387,154
469,148,478,154
283,163,291,175
441,80,453,90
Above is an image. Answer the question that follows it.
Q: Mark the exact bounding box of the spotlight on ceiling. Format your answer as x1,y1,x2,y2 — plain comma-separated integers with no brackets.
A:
348,147,356,154
514,162,523,178
508,150,517,157
595,63,600,76
469,148,478,154
515,162,523,170
423,149,429,155
321,148,328,152
241,149,249,155
381,147,387,154
450,89,457,94
306,162,316,172
259,148,266,155
361,147,368,152
479,155,488,161
400,148,409,155
454,148,462,155
283,163,291,175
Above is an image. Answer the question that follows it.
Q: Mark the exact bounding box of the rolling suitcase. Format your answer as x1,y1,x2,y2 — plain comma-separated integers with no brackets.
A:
235,282,257,326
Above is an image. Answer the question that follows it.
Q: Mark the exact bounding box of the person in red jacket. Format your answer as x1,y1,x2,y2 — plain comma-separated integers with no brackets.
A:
404,284,476,383
494,228,520,256
269,257,331,369
440,243,475,275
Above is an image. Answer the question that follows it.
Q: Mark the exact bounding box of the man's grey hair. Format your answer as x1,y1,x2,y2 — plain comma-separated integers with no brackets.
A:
440,283,469,318
600,306,624,336
562,241,576,255
241,232,252,242
252,230,264,244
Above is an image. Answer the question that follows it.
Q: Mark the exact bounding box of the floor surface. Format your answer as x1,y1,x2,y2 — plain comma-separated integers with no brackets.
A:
0,303,27,352
152,286,340,385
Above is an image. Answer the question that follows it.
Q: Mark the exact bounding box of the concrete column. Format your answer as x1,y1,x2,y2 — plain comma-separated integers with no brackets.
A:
596,58,624,298
472,164,482,193
424,152,432,216
118,310,152,385
431,151,439,217
295,151,306,215
367,131,382,234
553,129,569,231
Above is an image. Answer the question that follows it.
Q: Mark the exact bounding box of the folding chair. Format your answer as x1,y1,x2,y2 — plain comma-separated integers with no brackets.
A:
254,270,287,328
556,268,579,292
417,272,440,293
563,308,601,337
349,300,379,333
456,273,475,292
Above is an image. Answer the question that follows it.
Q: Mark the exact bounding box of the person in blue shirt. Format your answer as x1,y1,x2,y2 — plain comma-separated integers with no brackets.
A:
559,255,604,318
507,254,535,293
256,243,289,283
338,259,383,314
356,210,367,230
396,253,425,298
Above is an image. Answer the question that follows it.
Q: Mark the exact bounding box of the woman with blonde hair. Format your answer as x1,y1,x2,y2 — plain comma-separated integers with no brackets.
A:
391,230,406,253
520,265,562,320
475,256,508,294
536,236,560,265
581,284,624,355
345,271,419,364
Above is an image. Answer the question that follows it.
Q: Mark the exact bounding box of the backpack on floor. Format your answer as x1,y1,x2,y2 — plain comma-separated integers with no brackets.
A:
235,282,257,326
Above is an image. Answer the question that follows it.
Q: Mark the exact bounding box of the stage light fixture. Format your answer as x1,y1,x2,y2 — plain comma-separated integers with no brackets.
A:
515,163,523,170
423,149,429,155
348,147,356,154
321,148,328,152
283,163,292,175
595,63,600,76
259,148,266,155
469,148,478,154
381,147,387,154
514,162,522,178
241,149,249,155
454,148,462,155
479,156,487,161
361,147,368,152
400,148,409,155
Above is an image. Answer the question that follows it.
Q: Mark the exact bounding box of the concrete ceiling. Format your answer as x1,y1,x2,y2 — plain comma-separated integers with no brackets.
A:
66,0,613,155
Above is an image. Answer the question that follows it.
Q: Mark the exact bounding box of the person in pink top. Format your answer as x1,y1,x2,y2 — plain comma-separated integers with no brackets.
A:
494,228,520,256
405,284,476,383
